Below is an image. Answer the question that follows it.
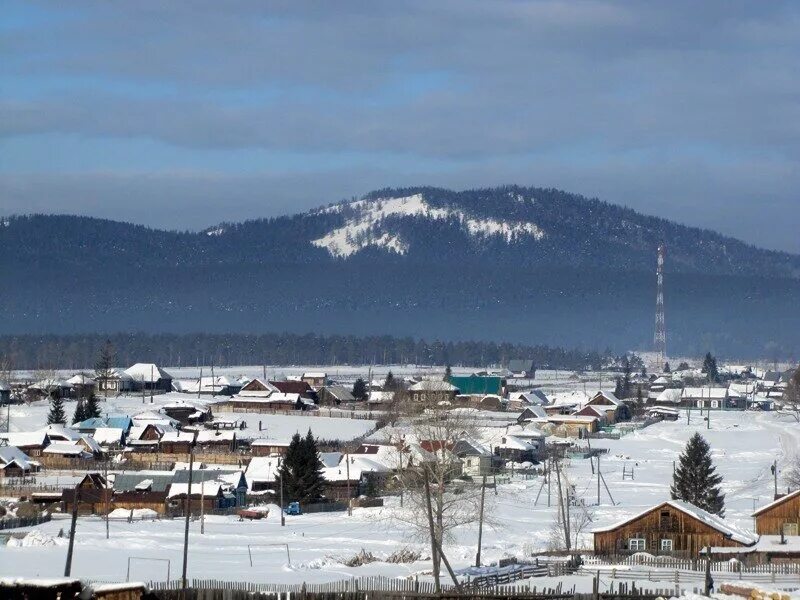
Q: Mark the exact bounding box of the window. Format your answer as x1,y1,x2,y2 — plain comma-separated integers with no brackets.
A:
660,510,670,529
783,523,799,536
628,538,646,551
660,539,673,552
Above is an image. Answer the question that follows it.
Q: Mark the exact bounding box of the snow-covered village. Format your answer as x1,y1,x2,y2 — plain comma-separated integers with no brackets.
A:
0,352,799,599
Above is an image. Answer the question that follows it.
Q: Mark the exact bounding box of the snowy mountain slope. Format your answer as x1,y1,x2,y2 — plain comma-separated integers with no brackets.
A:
310,193,545,257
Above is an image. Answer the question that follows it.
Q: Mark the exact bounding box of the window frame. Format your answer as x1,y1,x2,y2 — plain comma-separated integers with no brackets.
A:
628,538,646,551
660,539,673,552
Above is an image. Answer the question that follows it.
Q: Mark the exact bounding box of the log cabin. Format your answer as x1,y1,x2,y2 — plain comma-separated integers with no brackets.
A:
753,489,800,536
592,500,757,558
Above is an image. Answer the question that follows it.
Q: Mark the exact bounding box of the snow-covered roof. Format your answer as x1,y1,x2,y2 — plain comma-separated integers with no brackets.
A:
752,489,800,516
167,482,226,498
124,363,173,382
245,456,281,483
652,376,671,385
0,446,35,470
131,411,179,427
41,424,81,441
160,431,196,443
504,423,546,439
66,373,95,385
682,387,728,399
319,451,342,468
655,388,683,404
302,372,327,379
92,427,124,445
592,500,757,545
589,390,620,406
0,431,48,448
79,435,103,454
195,430,234,443
498,435,537,451
509,390,549,405
408,380,459,392
367,390,395,403
549,390,591,407
43,442,90,456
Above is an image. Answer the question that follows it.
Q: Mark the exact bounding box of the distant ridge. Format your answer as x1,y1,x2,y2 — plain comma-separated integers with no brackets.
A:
1,185,798,356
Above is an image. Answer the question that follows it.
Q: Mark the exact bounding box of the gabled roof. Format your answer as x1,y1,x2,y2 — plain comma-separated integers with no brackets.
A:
508,359,534,372
74,417,107,430
408,380,458,392
43,442,90,456
66,373,95,385
0,431,49,448
588,390,620,406
0,446,36,471
113,472,174,492
92,427,124,445
124,363,173,382
41,425,81,441
105,416,133,431
682,387,728,399
323,385,355,402
752,489,800,516
593,500,757,546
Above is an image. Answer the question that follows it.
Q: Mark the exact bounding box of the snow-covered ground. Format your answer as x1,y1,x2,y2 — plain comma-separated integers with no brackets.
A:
2,410,798,588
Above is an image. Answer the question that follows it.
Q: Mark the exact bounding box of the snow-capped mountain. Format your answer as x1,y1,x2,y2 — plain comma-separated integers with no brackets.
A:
310,193,545,258
2,185,798,354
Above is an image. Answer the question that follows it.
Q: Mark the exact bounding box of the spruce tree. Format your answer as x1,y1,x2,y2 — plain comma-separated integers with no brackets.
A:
443,364,452,381
670,433,725,516
47,396,67,425
351,378,368,401
72,400,87,425
664,362,671,373
702,353,719,382
278,433,304,504
384,371,397,391
300,429,325,502
84,392,102,419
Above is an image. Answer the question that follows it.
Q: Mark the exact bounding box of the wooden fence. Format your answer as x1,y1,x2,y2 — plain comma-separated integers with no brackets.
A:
145,577,671,600
466,561,570,588
583,556,800,574
214,404,379,421
579,565,800,586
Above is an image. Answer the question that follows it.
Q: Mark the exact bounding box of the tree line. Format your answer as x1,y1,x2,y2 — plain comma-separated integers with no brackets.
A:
0,332,607,371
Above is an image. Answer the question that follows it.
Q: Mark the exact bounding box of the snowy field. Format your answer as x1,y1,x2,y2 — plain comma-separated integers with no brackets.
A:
2,409,798,587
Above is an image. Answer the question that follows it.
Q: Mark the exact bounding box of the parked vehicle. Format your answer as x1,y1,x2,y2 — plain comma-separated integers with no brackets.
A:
284,501,302,515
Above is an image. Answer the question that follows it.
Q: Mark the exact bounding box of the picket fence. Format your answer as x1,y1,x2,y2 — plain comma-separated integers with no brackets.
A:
579,566,800,586
583,556,800,574
142,578,680,600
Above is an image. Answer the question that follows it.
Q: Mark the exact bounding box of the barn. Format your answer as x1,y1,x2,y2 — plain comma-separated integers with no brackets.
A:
592,500,757,559
753,489,800,536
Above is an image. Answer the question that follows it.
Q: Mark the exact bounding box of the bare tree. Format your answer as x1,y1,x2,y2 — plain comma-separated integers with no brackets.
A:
94,340,117,400
786,458,800,491
389,401,488,586
780,365,800,422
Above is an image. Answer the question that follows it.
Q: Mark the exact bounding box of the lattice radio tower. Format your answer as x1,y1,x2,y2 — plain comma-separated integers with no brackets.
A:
654,244,666,371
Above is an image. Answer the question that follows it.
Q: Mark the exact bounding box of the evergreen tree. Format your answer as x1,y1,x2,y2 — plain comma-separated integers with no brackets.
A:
702,353,719,382
277,430,325,504
351,378,368,401
670,433,725,516
621,356,632,398
84,392,102,419
664,361,671,373
47,397,66,425
384,371,397,391
613,377,624,398
300,429,325,501
443,364,452,381
72,400,87,425
678,361,690,371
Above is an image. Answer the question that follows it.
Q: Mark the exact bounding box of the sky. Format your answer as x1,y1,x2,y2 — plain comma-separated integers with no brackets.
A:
1,1,799,253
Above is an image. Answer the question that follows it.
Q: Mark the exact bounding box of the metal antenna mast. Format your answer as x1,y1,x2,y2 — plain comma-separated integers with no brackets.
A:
654,244,667,371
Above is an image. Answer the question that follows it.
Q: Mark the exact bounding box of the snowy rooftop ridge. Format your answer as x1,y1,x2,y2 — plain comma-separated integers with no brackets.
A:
311,194,545,258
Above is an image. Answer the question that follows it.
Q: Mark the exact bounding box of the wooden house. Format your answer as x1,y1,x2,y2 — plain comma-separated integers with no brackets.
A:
97,368,135,394
0,446,39,478
592,500,757,558
270,380,318,401
507,359,536,379
452,439,494,477
250,439,290,457
318,385,355,406
753,489,800,536
195,429,236,452
585,391,621,423
301,372,328,389
407,380,459,404
123,363,174,393
0,431,49,457
158,430,196,454
62,473,111,515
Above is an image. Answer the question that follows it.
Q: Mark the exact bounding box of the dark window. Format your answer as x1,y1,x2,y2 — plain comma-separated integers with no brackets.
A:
660,510,670,529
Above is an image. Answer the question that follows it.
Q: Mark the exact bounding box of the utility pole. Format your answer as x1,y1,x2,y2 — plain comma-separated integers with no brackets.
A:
654,243,667,371
181,443,195,590
597,455,601,505
346,453,352,517
423,469,441,594
211,360,216,397
475,475,486,567
150,364,154,404
104,456,110,539
64,487,79,576
278,457,285,526
772,461,778,499
200,471,206,535
197,366,203,400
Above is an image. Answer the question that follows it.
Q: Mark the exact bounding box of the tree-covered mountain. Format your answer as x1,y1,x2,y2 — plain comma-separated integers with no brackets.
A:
1,186,798,358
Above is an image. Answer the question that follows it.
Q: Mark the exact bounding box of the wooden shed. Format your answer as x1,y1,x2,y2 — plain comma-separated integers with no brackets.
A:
753,489,800,536
592,500,757,559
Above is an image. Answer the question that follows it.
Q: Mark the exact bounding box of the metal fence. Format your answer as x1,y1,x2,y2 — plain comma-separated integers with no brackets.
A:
0,514,52,530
